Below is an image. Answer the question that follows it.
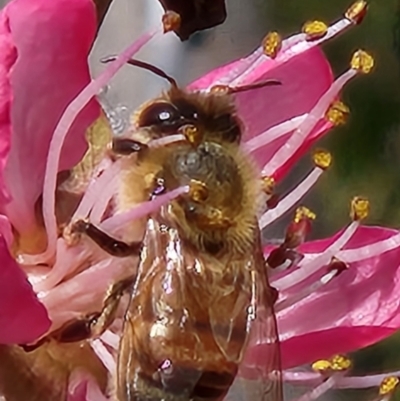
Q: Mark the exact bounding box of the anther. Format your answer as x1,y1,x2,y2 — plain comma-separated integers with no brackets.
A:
325,101,350,126
345,0,368,25
302,20,328,41
312,359,332,372
350,50,374,74
210,84,231,95
206,208,233,228
312,355,352,372
379,376,399,396
294,206,316,224
262,31,282,59
189,180,209,203
313,149,332,170
179,124,202,147
162,11,181,33
350,196,369,221
327,257,348,276
330,355,352,371
284,207,315,249
261,176,275,195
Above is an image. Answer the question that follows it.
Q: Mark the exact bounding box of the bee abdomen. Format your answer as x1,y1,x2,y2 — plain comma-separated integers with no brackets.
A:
128,368,236,401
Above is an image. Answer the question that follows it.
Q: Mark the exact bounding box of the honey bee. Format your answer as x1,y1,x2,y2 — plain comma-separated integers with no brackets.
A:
26,58,283,401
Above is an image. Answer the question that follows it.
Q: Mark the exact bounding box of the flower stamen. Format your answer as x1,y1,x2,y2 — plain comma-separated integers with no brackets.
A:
100,186,189,233
325,101,350,126
351,49,374,74
272,218,359,290
350,196,370,221
262,31,282,58
244,115,306,154
345,0,368,25
302,21,328,41
380,376,399,396
259,161,327,229
275,258,345,312
262,68,357,178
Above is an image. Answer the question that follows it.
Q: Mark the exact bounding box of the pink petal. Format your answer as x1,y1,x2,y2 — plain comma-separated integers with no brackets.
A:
279,326,395,370
253,226,400,369
0,234,51,344
1,0,100,233
0,12,16,206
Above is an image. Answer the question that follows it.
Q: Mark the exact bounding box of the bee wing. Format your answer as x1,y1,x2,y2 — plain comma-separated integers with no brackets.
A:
117,218,204,397
225,232,283,401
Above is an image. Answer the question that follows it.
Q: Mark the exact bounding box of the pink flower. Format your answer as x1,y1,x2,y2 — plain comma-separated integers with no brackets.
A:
0,0,398,399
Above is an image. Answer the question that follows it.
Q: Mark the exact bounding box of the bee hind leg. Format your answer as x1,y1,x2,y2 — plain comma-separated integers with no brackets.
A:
21,276,135,349
70,219,142,257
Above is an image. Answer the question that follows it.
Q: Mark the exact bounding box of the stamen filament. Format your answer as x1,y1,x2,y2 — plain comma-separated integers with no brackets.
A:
91,339,116,374
259,167,324,229
272,221,359,290
293,374,341,401
42,28,161,260
244,115,306,153
262,69,357,177
101,186,189,233
72,160,122,222
90,178,119,224
339,231,400,263
231,18,353,88
283,370,400,392
275,268,338,312
32,239,91,292
101,330,120,350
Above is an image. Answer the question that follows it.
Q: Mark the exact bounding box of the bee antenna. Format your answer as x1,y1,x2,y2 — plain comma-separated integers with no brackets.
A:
229,79,282,94
101,56,178,88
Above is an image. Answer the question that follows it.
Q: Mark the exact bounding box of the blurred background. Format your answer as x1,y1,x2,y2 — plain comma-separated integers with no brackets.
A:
91,0,400,399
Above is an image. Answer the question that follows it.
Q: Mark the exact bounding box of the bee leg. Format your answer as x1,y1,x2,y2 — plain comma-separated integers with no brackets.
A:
71,220,142,257
21,276,136,348
112,137,148,155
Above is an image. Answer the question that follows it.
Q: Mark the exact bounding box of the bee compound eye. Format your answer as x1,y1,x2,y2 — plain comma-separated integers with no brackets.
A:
138,102,181,130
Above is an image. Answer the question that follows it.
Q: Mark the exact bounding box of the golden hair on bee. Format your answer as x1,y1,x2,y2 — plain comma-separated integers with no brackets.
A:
117,83,264,256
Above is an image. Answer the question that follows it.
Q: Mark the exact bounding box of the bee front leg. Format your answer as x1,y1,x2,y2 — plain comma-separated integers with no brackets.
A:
21,276,135,349
69,220,142,257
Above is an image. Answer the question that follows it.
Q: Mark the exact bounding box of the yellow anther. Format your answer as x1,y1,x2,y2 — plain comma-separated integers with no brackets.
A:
294,206,316,224
302,20,328,41
345,0,368,25
189,180,209,203
325,101,350,126
262,31,282,59
379,376,399,395
181,124,201,146
313,149,332,170
350,196,369,221
210,84,231,95
350,50,374,74
206,208,233,228
162,11,181,33
261,176,275,195
330,355,352,371
312,359,332,372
